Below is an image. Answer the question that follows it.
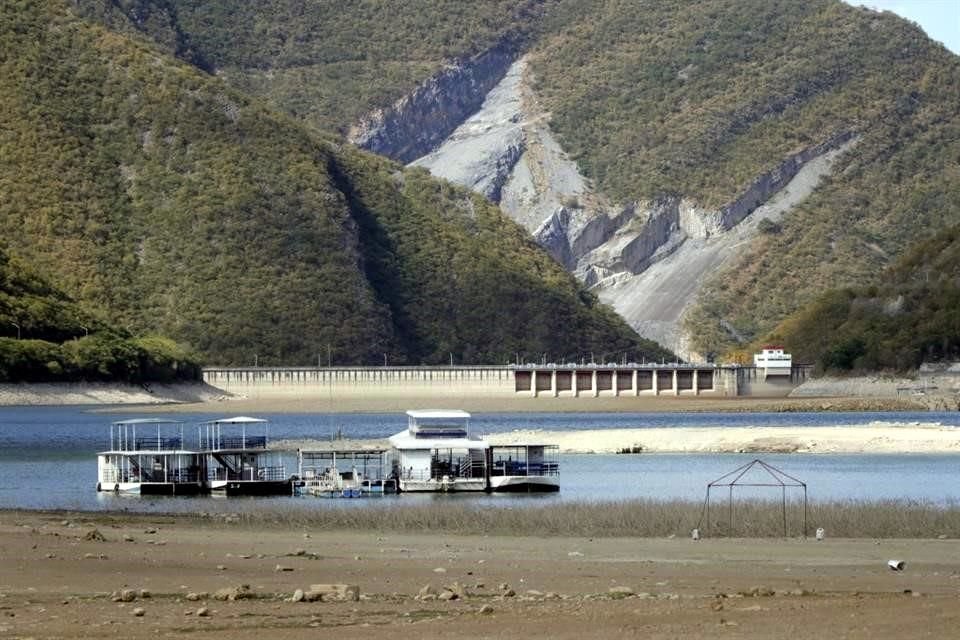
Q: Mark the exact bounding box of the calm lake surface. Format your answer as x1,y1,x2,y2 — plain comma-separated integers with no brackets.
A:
1,407,959,512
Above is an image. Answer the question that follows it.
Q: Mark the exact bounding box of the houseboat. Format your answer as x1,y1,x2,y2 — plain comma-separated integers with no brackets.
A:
200,416,295,495
297,448,397,497
488,443,560,492
96,419,206,495
389,410,489,492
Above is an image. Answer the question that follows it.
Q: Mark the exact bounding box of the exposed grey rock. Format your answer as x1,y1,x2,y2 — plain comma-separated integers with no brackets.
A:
410,60,526,203
132,607,145,616
292,589,305,603
376,44,858,354
350,39,518,164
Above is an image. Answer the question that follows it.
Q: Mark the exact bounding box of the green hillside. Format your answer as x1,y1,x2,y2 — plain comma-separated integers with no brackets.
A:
74,0,543,135
762,225,960,372
0,0,667,367
0,247,199,382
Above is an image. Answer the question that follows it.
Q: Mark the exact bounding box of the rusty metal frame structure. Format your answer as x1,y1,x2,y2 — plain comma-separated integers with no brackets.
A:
703,459,807,538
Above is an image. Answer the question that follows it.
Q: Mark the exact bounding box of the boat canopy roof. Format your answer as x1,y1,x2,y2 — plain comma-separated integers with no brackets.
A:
406,409,471,420
201,416,268,425
389,431,488,450
111,418,184,426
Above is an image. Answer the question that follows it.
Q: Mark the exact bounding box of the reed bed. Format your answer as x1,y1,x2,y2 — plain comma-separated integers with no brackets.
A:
201,498,960,539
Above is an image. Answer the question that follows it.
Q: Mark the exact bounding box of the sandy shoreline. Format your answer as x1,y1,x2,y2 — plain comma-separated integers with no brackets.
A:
485,423,960,454
270,423,960,455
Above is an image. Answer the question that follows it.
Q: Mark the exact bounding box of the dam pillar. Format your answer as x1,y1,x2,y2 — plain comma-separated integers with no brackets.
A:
611,370,619,397
592,370,598,398
671,370,679,396
572,369,578,396
652,370,659,396
692,369,699,395
531,370,538,398
550,370,558,398
632,369,639,396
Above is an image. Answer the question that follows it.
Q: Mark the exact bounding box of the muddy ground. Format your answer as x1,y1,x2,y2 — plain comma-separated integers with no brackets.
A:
1,511,958,638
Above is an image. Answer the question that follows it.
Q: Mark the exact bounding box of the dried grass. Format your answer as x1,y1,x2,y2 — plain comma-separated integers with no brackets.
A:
201,498,960,539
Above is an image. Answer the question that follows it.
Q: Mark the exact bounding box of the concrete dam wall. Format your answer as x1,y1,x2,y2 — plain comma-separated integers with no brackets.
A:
202,365,811,401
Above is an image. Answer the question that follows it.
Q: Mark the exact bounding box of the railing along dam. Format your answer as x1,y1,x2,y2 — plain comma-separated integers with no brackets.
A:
202,364,811,399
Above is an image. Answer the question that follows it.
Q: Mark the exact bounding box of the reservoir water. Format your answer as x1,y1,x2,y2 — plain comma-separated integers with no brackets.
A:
1,407,958,512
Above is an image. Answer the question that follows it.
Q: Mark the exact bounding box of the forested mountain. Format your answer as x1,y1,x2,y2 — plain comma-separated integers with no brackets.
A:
0,0,667,368
71,0,960,370
73,0,544,135
0,247,199,382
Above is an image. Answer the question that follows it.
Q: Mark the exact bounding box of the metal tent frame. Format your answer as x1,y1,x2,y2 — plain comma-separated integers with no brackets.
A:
701,459,807,537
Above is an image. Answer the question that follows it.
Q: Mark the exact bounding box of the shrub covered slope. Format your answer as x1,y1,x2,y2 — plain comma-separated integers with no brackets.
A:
763,225,960,372
0,247,200,382
0,0,667,367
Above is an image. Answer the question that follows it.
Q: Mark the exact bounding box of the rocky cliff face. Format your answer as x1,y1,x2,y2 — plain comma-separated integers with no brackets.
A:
351,46,856,357
347,41,518,164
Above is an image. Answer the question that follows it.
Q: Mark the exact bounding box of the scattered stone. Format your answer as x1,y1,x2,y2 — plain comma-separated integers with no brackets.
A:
938,534,948,540
292,589,305,603
567,551,584,557
275,565,294,572
743,586,775,597
417,584,437,600
45,553,55,559
216,565,227,571
185,592,207,602
84,529,106,542
293,549,306,556
498,583,510,591
113,590,136,603
446,582,468,599
526,590,544,597
144,527,157,534
196,607,210,617
608,586,634,598
888,560,906,571
132,607,145,617
238,554,251,559
502,589,516,598
123,535,135,543
432,567,447,574
309,584,359,602
479,604,494,614
138,589,150,599
213,585,252,601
